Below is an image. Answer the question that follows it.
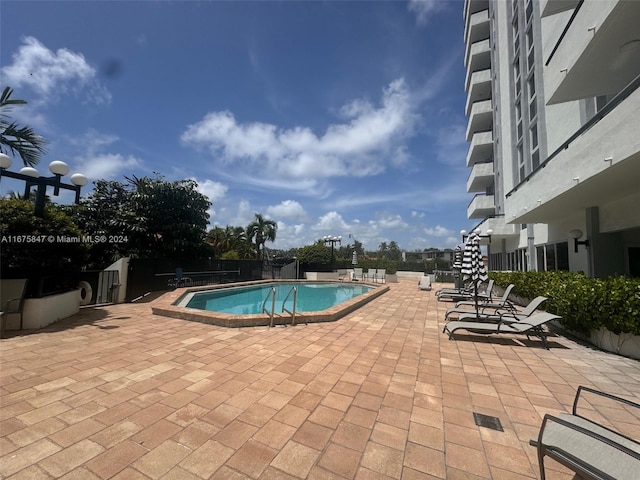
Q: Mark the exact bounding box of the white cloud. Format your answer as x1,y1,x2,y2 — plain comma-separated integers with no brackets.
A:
181,78,417,190
423,225,454,237
2,36,110,104
411,211,425,218
408,0,447,26
313,211,350,232
266,200,307,221
196,179,228,204
77,153,142,180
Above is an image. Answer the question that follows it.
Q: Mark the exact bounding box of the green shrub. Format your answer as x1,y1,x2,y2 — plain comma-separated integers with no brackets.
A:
489,271,640,336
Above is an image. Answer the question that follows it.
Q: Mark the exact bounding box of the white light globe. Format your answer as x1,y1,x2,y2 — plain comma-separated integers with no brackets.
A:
70,173,88,186
0,153,12,169
19,167,40,178
49,160,70,176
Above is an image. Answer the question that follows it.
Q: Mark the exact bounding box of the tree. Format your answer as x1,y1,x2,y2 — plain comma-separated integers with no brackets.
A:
246,213,277,261
69,175,211,266
0,87,47,167
206,225,254,259
0,198,88,271
387,241,402,261
296,241,332,264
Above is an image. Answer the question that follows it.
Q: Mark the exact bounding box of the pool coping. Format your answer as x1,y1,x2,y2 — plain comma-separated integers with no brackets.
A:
151,279,390,327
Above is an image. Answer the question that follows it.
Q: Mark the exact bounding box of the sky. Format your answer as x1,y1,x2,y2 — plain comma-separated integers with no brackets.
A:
1,0,474,252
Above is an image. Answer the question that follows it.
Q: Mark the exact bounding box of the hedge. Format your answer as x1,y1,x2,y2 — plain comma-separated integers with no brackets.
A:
488,271,640,336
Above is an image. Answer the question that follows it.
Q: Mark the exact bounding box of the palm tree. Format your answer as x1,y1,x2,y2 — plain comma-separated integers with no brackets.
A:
246,213,278,261
0,87,47,167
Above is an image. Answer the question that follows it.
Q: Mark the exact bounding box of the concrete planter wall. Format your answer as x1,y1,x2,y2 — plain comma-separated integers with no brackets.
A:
493,285,640,359
588,328,640,360
21,289,80,330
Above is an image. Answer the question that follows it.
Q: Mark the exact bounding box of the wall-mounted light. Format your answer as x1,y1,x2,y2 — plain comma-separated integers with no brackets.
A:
569,229,589,253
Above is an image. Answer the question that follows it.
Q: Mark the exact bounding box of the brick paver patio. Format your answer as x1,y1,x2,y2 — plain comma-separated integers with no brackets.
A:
1,278,639,479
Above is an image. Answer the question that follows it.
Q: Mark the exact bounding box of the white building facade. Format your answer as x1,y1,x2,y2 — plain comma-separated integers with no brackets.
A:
464,0,640,278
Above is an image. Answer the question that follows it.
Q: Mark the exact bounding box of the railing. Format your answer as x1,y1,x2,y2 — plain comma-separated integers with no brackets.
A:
545,0,584,66
282,286,298,326
506,72,640,198
262,287,277,327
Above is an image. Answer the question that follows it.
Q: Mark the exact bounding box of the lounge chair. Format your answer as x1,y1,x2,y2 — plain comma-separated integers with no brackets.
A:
352,268,363,281
443,311,560,349
530,386,640,480
337,269,351,281
455,295,547,323
437,279,494,302
444,284,516,320
366,269,376,282
375,269,386,283
1,278,28,336
418,276,432,291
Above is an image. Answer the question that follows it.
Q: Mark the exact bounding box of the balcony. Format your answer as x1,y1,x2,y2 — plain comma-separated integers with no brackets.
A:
545,0,640,105
467,194,496,219
464,40,491,92
541,0,581,18
506,82,640,224
465,38,491,71
465,9,490,46
466,69,491,115
464,0,489,23
466,99,493,141
466,130,493,167
467,161,494,193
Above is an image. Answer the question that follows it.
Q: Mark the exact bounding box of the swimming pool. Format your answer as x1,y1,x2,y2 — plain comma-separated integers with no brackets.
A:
180,282,374,314
152,280,389,327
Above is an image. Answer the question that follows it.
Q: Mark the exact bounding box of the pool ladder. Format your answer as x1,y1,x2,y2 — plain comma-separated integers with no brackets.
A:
262,286,298,327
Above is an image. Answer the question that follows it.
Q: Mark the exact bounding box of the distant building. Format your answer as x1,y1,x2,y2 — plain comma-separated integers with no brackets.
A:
464,0,640,277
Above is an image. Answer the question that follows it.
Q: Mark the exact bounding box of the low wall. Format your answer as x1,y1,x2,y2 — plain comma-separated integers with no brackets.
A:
21,289,80,330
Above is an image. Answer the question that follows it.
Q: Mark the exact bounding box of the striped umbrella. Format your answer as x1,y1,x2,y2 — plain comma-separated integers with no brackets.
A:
352,250,358,265
452,245,463,270
460,233,488,318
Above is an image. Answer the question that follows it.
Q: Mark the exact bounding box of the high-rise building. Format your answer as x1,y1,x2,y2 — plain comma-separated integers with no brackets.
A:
464,0,640,277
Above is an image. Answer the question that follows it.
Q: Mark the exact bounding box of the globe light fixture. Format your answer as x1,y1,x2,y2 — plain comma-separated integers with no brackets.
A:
0,156,88,217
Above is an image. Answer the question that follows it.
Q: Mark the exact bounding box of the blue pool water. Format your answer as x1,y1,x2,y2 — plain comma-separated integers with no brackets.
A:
183,282,374,315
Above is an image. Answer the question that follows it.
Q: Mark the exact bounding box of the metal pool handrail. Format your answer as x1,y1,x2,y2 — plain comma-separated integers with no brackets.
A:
262,287,277,327
282,286,298,326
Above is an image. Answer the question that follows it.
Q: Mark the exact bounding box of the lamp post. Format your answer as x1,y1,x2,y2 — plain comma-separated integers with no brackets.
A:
323,235,341,271
0,153,88,217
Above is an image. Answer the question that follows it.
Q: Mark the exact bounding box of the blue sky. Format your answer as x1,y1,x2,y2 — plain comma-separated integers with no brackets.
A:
1,0,473,252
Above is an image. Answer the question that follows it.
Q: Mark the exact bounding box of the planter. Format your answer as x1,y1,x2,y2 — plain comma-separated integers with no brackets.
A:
21,289,80,330
588,327,640,360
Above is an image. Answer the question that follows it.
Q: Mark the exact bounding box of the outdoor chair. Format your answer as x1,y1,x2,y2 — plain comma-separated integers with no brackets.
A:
375,269,386,283
443,311,560,349
437,279,494,302
352,268,363,281
530,386,640,480
367,269,377,282
444,284,516,320
337,269,351,281
418,276,432,291
454,295,548,323
1,278,28,336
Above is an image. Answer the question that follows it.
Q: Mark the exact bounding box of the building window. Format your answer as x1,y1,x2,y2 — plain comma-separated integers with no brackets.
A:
535,242,570,271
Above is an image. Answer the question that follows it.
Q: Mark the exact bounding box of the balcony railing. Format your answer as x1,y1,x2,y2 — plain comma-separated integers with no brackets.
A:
506,71,640,198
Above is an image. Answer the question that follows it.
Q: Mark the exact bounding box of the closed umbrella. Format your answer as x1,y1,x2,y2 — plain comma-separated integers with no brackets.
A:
352,250,358,265
452,245,463,290
460,233,488,319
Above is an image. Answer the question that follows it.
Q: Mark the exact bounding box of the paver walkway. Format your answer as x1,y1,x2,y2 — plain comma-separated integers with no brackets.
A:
1,278,639,479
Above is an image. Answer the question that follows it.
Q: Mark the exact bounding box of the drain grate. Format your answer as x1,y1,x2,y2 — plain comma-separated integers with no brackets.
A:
473,412,504,432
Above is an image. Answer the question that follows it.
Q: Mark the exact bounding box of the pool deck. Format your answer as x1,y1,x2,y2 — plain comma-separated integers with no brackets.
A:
1,278,639,479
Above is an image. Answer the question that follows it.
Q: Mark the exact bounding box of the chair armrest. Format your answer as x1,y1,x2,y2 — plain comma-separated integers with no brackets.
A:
535,413,640,461
573,386,640,416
